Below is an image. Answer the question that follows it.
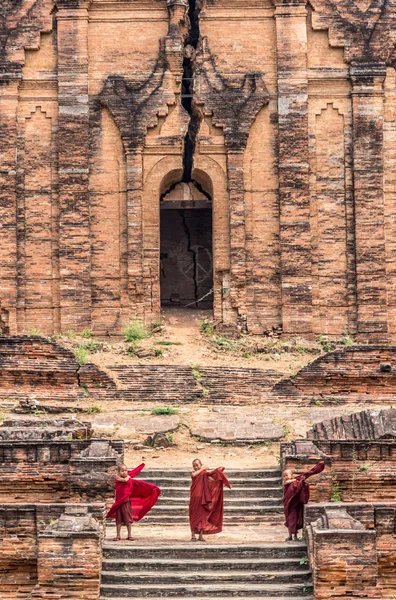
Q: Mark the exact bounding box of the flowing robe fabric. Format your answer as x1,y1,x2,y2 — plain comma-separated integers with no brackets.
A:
107,463,161,522
189,468,231,535
283,461,325,535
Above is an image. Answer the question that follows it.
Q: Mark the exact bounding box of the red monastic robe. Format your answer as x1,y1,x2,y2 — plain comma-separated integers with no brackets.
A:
189,468,231,535
283,461,325,535
107,463,161,522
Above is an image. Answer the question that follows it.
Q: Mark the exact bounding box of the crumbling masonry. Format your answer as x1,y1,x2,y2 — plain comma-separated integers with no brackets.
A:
1,0,396,338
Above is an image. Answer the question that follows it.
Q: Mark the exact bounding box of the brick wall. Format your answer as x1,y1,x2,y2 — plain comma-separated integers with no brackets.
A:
282,439,396,503
305,504,396,599
0,439,123,503
0,0,395,337
274,347,396,404
0,503,106,600
0,337,117,401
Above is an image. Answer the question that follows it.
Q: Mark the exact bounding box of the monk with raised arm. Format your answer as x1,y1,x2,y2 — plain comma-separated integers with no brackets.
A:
189,458,231,542
283,461,325,542
107,463,161,541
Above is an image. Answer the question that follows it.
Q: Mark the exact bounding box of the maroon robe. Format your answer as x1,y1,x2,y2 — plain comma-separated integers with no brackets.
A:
189,468,231,535
107,463,161,522
283,461,325,535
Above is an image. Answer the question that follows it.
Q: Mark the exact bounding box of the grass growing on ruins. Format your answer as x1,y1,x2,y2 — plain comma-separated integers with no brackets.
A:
213,336,236,351
342,334,354,347
81,329,92,338
331,473,342,502
200,320,215,335
123,320,148,343
87,404,102,414
74,347,88,365
28,327,42,337
151,407,179,416
156,340,183,346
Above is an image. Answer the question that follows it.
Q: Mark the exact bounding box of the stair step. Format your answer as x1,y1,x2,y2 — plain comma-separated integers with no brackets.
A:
102,557,308,572
101,597,313,600
157,496,282,505
137,478,281,487
149,504,282,512
156,487,282,498
99,582,313,597
139,470,281,479
103,544,308,560
101,569,312,585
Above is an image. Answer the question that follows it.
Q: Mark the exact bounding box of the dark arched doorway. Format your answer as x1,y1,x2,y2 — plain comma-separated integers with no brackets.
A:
160,182,213,309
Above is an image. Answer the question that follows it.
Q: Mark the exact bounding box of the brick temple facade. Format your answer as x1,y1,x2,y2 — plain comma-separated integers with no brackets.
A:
1,0,396,338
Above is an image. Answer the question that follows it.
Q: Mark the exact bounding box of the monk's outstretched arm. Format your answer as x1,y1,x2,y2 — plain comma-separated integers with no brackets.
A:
191,466,209,478
115,475,130,482
301,461,326,480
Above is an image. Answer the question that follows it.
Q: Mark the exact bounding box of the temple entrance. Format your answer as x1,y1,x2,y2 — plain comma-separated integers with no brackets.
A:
160,182,213,309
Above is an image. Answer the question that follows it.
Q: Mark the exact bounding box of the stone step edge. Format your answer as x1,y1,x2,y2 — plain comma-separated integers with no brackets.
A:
99,583,313,590
102,557,307,566
100,597,314,600
101,569,312,578
102,543,307,551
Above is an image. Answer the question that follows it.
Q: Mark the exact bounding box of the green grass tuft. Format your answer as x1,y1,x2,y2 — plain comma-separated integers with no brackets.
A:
123,320,148,343
151,407,179,416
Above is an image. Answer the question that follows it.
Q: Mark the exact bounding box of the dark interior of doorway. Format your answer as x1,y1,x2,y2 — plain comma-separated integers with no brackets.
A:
160,208,213,309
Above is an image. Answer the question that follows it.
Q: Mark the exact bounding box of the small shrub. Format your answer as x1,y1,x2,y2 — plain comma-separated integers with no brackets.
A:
315,400,322,406
123,320,148,343
28,327,41,337
151,407,179,416
357,464,370,473
200,320,215,335
151,322,163,330
154,348,163,357
79,340,101,354
295,342,306,354
191,364,203,383
318,336,332,353
300,556,309,566
242,351,251,359
87,405,102,414
331,476,342,502
156,341,182,346
65,329,77,339
213,336,235,351
166,433,175,443
74,347,88,365
343,334,354,347
81,329,92,339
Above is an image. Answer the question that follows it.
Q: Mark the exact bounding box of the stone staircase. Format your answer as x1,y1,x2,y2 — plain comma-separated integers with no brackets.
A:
100,469,314,599
109,365,279,404
100,543,313,598
135,469,284,525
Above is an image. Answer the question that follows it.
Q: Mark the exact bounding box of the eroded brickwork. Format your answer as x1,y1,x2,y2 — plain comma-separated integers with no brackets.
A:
0,0,396,337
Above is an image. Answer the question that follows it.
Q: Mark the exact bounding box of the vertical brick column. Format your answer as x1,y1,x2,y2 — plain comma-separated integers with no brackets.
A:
227,150,247,326
351,63,388,337
31,506,102,600
0,77,19,333
57,1,91,332
311,528,379,598
274,0,312,334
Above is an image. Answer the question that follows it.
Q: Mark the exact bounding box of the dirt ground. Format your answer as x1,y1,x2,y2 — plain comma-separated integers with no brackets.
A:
56,307,335,375
4,309,372,470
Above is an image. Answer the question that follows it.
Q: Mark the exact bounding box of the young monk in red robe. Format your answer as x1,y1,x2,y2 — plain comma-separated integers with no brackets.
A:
107,463,161,541
189,459,231,542
283,461,325,541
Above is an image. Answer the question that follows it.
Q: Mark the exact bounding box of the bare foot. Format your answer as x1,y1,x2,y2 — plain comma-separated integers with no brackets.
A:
113,537,121,541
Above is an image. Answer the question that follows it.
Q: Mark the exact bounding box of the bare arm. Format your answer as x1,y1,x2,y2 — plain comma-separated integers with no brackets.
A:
191,466,208,479
115,475,131,482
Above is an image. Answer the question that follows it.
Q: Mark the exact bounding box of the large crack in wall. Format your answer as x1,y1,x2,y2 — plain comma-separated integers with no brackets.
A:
180,210,199,305
182,0,202,183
